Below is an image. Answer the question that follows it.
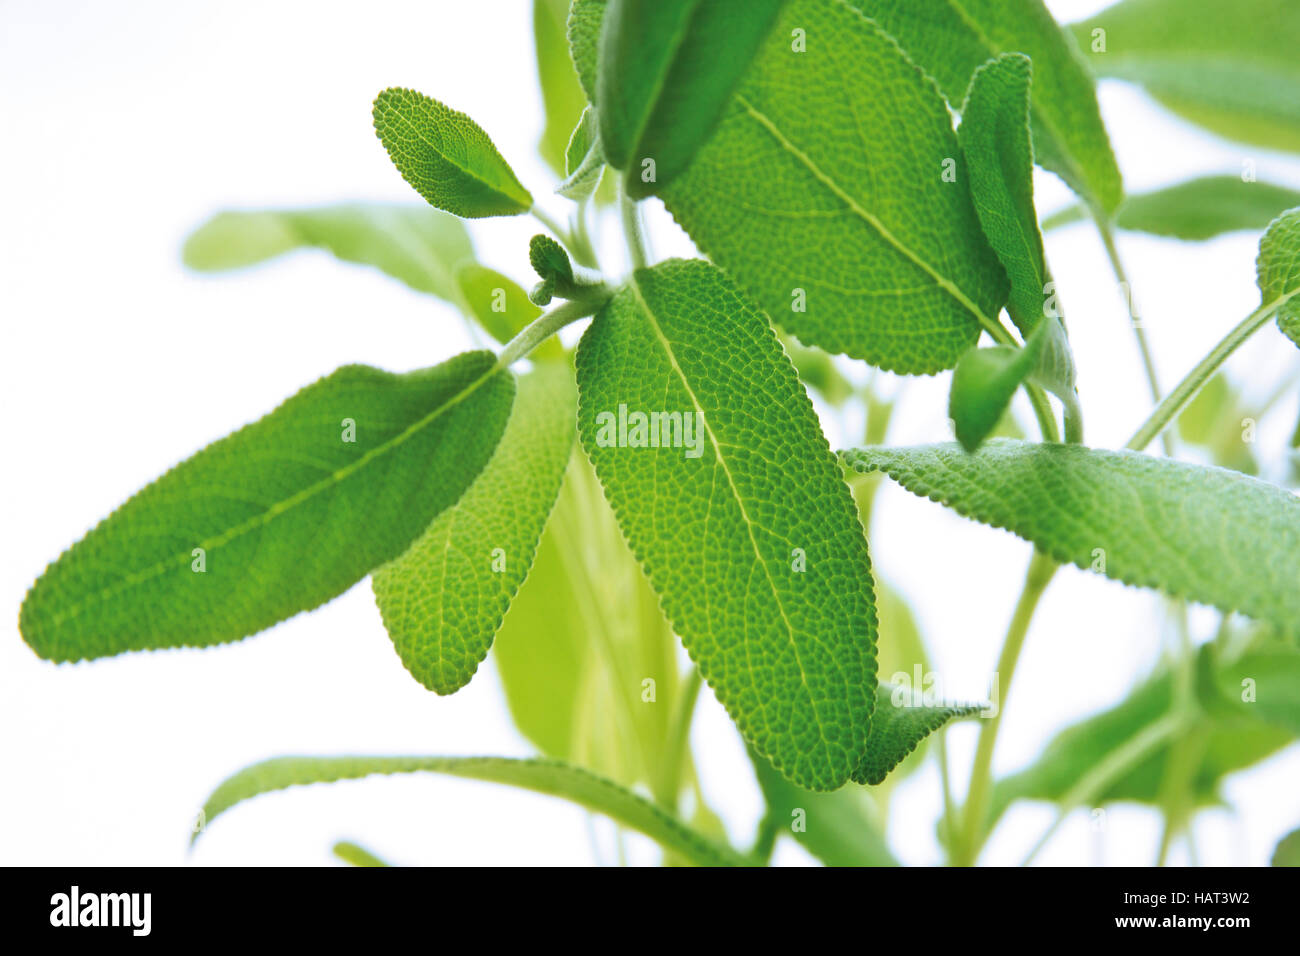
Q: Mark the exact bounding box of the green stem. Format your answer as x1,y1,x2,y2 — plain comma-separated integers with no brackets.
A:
1126,297,1289,451
619,186,650,271
531,205,597,270
956,550,1059,866
1094,214,1172,455
937,728,957,860
1021,712,1185,865
657,667,703,810
496,294,608,368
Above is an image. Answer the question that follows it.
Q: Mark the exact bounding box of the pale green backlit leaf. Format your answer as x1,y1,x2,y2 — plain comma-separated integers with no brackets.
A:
1176,374,1258,475
373,88,533,218
662,0,1007,374
576,259,877,789
1071,0,1300,154
843,441,1300,633
597,0,787,198
1043,177,1300,241
21,353,514,661
1257,208,1300,349
453,263,565,361
1274,829,1300,866
372,366,573,694
196,755,751,866
535,0,589,175
854,0,1123,215
182,203,473,303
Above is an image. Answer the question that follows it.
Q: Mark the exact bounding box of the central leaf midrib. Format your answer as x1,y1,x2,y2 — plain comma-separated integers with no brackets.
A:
626,274,837,774
733,93,998,336
42,361,503,631
385,101,525,206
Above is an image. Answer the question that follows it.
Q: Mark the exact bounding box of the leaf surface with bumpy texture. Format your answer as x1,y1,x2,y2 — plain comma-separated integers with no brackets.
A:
661,0,1007,374
196,755,751,866
1257,209,1300,349
183,204,473,303
373,88,533,218
856,683,983,785
577,259,877,789
854,0,1123,215
372,366,573,694
843,441,1300,633
21,353,514,661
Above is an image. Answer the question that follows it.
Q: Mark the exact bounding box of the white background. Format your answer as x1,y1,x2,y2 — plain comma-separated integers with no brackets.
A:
2,0,1298,866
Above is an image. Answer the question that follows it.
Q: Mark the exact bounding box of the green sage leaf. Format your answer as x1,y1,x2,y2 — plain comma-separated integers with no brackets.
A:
661,0,1007,374
182,203,473,303
1071,0,1300,155
535,0,589,175
596,0,787,198
557,106,606,201
855,683,983,786
576,259,877,790
1043,177,1300,241
372,365,574,694
372,88,533,218
1274,829,1300,866
196,755,751,866
453,263,565,361
842,440,1300,633
854,0,1123,216
21,353,514,661
1258,208,1300,349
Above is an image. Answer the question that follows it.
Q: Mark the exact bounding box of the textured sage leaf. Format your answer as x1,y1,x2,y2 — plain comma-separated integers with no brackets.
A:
750,748,899,866
842,440,1300,632
493,455,680,788
1043,177,1300,241
949,315,1077,453
372,88,533,218
557,106,606,201
1274,829,1300,867
1071,0,1300,154
195,755,751,866
959,54,1050,337
20,353,514,662
868,578,936,785
854,0,1123,216
569,0,606,105
453,263,565,361
596,0,786,198
855,683,983,786
576,259,877,790
535,0,589,175
1257,208,1300,349
372,366,574,694
183,203,473,303
661,0,1007,374
991,644,1299,826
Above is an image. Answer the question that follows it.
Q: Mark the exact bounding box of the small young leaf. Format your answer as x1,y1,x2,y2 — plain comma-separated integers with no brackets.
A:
535,0,589,176
596,0,787,198
1257,208,1300,349
1071,0,1300,155
750,748,900,866
195,755,751,866
183,203,473,303
958,54,1050,337
842,441,1300,633
372,365,574,694
20,353,514,661
332,841,390,867
372,88,533,218
453,262,563,361
661,0,1008,374
1043,177,1300,241
556,106,606,201
1274,829,1300,867
854,0,1124,216
949,315,1078,452
855,683,982,786
576,259,878,790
